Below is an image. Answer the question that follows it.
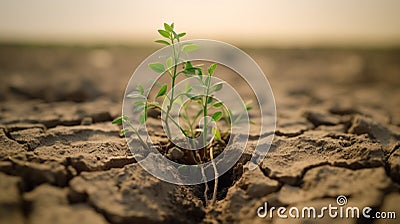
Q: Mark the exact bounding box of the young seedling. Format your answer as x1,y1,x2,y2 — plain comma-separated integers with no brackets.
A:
113,22,253,207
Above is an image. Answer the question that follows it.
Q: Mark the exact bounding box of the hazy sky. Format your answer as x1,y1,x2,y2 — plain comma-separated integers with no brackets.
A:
1,0,399,46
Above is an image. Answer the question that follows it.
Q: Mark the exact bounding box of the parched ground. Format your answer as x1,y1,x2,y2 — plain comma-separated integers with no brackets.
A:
0,45,399,224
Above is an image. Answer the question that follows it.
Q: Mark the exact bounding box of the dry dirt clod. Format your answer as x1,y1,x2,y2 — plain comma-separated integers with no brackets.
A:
0,173,24,224
23,184,108,224
167,147,185,160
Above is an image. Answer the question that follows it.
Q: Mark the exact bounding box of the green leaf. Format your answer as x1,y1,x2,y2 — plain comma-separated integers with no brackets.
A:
213,127,221,141
197,68,203,76
207,97,213,104
137,84,144,95
192,84,207,89
139,112,146,125
190,95,202,101
245,100,253,111
164,23,172,32
213,102,223,107
155,40,170,45
170,23,174,29
166,57,173,69
178,32,186,38
133,101,145,107
147,101,160,108
156,84,167,98
205,76,210,86
172,30,179,40
182,44,199,52
208,64,217,75
184,83,192,93
183,68,196,75
184,61,193,69
133,104,145,112
120,129,133,136
212,111,223,121
112,116,123,124
158,29,170,39
211,82,223,92
127,92,146,99
148,62,165,73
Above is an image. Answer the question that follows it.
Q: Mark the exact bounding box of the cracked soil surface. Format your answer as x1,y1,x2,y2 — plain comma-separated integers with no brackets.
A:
0,45,399,223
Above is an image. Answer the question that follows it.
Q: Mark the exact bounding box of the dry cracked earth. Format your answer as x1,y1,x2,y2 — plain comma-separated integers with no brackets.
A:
0,45,399,224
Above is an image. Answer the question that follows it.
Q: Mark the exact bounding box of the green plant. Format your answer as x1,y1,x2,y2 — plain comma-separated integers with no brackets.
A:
113,23,252,207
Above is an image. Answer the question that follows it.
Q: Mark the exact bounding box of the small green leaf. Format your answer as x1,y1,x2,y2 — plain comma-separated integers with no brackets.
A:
164,23,172,32
120,129,133,136
205,76,210,86
183,68,196,75
139,112,146,125
172,30,179,40
147,101,160,108
182,44,199,52
158,29,170,39
170,23,174,29
197,68,203,76
155,40,170,45
213,102,223,107
156,84,167,98
211,82,223,92
112,116,123,125
245,100,253,111
133,104,145,112
192,84,207,89
137,84,144,95
127,92,146,99
134,101,145,107
213,127,221,141
148,62,165,73
184,83,192,93
207,97,213,104
208,64,217,75
212,111,223,121
166,57,173,69
178,32,186,38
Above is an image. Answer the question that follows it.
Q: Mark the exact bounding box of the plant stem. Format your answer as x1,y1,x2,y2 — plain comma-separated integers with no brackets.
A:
202,77,211,158
164,38,179,139
210,147,218,206
125,119,148,149
152,104,185,134
200,166,209,206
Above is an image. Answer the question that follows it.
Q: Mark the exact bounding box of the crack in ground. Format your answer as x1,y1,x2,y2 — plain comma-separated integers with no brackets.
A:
260,160,387,187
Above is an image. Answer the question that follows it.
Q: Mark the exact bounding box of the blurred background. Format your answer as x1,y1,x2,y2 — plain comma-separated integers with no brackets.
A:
1,0,400,47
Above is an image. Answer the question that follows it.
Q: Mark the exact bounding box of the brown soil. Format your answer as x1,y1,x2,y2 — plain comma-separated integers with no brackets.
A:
0,45,399,224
